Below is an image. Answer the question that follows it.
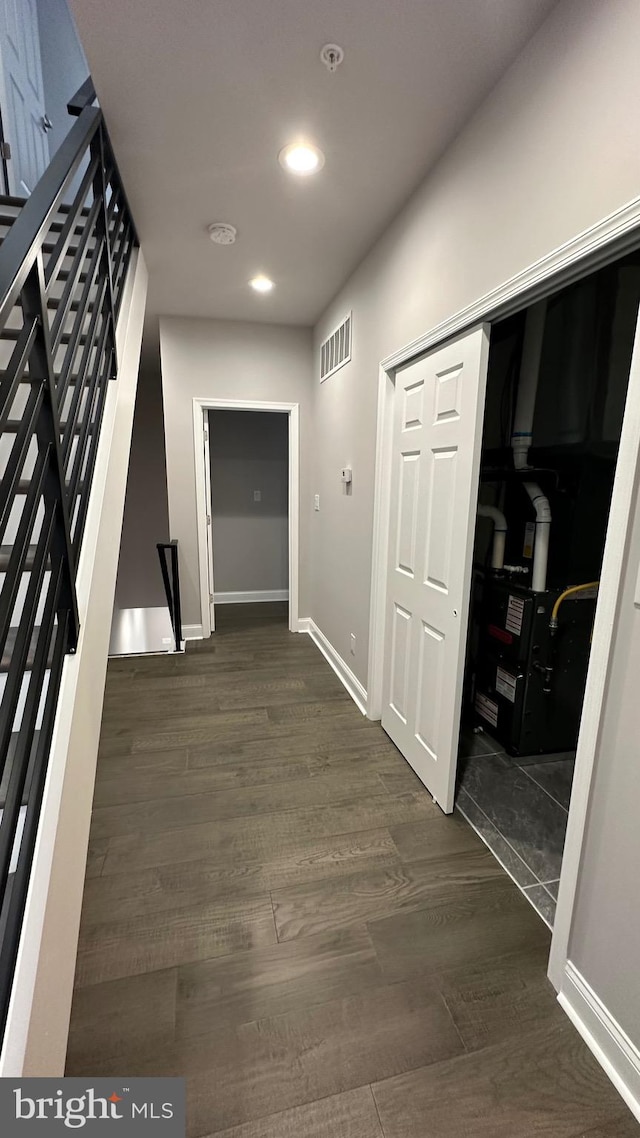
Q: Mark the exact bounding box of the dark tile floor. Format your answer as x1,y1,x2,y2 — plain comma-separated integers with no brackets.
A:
456,726,576,927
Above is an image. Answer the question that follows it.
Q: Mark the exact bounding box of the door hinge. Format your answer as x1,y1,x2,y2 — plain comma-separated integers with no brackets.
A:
206,514,211,525
209,593,214,603
204,427,208,442
0,141,11,161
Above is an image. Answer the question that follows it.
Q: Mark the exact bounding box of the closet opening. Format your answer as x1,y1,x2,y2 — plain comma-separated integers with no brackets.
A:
457,248,640,926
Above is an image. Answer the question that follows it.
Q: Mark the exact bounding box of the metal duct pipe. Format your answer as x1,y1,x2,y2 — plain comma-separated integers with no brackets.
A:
477,505,507,570
511,300,552,593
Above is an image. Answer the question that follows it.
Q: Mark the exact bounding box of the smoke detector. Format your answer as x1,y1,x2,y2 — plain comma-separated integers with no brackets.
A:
320,44,344,73
208,223,237,245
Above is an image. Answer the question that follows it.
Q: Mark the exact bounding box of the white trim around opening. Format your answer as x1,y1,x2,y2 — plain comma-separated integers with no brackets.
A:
192,398,300,637
367,192,640,1021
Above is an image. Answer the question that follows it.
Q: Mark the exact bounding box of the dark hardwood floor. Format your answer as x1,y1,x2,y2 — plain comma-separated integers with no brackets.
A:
66,603,635,1137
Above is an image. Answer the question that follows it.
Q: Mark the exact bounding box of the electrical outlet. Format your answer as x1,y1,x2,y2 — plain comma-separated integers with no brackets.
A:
350,633,356,656
253,490,261,502
314,494,320,511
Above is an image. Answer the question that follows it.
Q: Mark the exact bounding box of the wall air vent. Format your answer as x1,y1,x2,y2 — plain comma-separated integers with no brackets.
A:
320,313,352,381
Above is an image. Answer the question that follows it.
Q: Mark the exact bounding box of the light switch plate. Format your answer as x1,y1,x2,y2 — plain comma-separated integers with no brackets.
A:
314,494,320,511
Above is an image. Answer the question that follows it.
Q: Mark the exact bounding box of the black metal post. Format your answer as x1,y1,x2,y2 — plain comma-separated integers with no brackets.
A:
20,254,80,651
170,543,182,651
91,125,118,375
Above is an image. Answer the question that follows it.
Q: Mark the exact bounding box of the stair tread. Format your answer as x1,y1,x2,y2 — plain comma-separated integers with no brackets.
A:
0,546,38,572
0,731,39,809
3,418,86,434
17,478,84,494
0,372,94,386
1,326,92,346
0,194,27,209
1,625,44,673
0,212,87,236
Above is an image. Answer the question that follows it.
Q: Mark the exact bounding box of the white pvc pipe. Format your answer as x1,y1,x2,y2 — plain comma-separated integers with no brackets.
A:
511,300,551,592
477,505,507,570
512,300,547,470
523,483,552,592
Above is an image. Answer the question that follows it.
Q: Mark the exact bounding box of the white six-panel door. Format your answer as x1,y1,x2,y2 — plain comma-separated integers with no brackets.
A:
0,0,49,196
381,325,490,812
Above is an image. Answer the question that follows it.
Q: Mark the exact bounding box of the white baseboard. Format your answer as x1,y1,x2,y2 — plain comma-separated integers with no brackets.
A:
559,962,640,1123
182,623,204,640
299,618,367,716
214,590,289,604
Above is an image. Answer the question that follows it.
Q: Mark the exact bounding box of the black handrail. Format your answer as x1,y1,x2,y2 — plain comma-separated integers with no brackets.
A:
0,74,138,1036
66,76,97,116
157,542,183,653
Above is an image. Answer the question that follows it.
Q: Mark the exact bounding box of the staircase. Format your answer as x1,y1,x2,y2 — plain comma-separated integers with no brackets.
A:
0,79,137,1038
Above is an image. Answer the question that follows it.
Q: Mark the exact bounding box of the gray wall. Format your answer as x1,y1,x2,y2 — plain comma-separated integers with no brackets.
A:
209,410,288,595
114,334,170,611
160,318,312,630
311,0,640,688
36,0,88,161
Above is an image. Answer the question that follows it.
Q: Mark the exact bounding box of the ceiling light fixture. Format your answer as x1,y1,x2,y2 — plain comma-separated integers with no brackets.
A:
249,275,274,293
278,142,325,176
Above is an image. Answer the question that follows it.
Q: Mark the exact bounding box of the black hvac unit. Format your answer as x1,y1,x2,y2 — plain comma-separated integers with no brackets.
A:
471,578,595,757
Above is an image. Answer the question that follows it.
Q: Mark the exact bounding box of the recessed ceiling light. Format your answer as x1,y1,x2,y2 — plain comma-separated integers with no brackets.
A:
278,142,325,176
250,275,274,293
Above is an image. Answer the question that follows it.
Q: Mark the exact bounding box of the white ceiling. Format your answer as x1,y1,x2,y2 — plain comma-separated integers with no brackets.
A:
69,0,558,326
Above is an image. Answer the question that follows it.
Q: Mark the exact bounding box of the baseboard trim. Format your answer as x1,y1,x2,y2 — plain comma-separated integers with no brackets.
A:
182,623,204,640
300,618,367,716
559,962,640,1123
214,590,289,605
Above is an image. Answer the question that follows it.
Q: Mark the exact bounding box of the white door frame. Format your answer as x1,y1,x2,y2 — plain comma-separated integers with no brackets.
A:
192,397,299,636
367,192,640,993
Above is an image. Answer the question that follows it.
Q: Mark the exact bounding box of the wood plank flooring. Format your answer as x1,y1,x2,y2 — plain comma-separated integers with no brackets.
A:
66,603,634,1136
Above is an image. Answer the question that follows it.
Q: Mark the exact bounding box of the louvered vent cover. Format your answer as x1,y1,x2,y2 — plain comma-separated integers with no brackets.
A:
320,313,352,381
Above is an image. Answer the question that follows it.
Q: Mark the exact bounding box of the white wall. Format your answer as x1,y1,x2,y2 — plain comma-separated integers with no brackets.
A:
160,318,312,631
114,336,170,612
567,467,640,1044
311,0,640,688
209,410,288,595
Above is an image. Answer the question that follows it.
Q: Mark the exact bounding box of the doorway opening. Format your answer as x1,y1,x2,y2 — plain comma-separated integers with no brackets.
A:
206,408,289,629
457,249,640,926
372,235,640,955
194,399,300,638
